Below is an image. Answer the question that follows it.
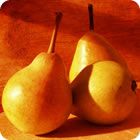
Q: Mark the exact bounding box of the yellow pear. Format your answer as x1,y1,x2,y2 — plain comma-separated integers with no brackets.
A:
69,4,126,83
2,12,72,135
71,61,137,124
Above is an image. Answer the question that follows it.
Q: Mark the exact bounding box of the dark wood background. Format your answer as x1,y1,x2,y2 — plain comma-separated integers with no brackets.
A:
0,0,140,99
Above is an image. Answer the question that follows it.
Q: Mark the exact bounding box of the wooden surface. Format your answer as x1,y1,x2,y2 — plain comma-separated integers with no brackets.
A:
0,90,140,140
0,0,140,139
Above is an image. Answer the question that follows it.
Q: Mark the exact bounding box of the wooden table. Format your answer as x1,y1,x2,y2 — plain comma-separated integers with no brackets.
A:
0,90,140,140
0,0,140,139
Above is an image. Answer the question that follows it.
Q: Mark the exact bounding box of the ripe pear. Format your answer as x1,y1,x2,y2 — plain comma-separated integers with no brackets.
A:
69,4,127,82
71,61,137,124
2,12,72,135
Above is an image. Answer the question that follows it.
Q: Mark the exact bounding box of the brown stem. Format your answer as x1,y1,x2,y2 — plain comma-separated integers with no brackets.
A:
47,12,63,53
131,80,137,93
88,4,94,31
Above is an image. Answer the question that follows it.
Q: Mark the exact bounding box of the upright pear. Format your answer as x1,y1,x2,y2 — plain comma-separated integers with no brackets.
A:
2,12,72,135
71,61,137,124
69,4,127,82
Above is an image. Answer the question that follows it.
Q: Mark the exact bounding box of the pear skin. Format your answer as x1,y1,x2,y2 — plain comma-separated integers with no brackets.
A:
71,61,137,124
2,53,72,134
69,4,127,83
69,31,127,82
2,12,72,134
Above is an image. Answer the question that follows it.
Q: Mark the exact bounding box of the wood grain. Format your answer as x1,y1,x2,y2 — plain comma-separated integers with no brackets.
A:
0,0,140,100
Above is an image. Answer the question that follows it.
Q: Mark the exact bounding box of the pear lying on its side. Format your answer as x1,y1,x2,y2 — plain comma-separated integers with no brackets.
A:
71,61,137,124
2,12,72,135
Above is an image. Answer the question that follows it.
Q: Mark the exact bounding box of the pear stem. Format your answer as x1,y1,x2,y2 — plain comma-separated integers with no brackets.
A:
47,12,63,53
131,80,137,93
88,4,94,31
